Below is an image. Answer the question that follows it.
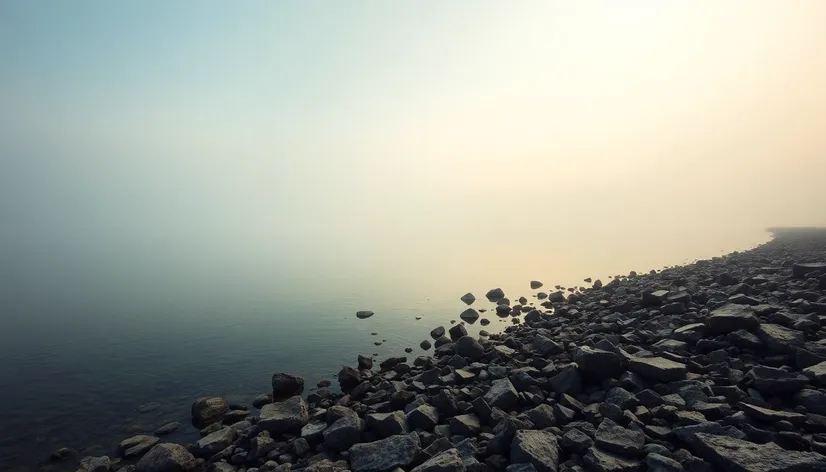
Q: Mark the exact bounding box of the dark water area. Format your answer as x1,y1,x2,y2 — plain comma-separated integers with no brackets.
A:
0,231,772,471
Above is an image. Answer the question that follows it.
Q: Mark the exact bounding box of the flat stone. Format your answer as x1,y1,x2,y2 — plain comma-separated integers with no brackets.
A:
628,357,687,383
706,304,759,335
193,427,236,457
300,421,328,441
673,323,705,342
574,347,627,380
594,419,644,458
86,456,111,472
191,397,229,427
795,389,826,415
366,411,409,438
484,378,519,410
349,433,422,472
739,402,805,424
692,432,826,472
259,396,309,434
727,330,765,349
411,448,466,472
356,310,375,319
135,443,198,472
757,323,806,353
509,430,560,472
120,435,161,458
750,365,809,395
583,447,642,472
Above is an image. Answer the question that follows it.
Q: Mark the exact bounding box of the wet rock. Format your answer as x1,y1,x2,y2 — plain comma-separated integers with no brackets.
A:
431,327,446,339
50,447,76,462
421,340,432,350
460,309,479,323
449,324,468,341
531,281,543,289
338,366,362,392
191,397,230,427
194,427,236,457
135,443,197,472
692,432,826,472
120,435,161,458
486,288,505,301
138,402,162,413
349,433,422,472
358,355,374,370
253,394,274,408
154,422,181,436
510,430,560,472
628,357,687,383
357,311,375,319
461,293,476,305
259,396,309,434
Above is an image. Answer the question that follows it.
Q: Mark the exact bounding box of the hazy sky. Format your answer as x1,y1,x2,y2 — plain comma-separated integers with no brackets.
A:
2,1,825,291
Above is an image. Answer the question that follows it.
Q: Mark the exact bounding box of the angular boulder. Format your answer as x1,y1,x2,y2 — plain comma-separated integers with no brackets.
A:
349,433,422,472
705,304,759,335
574,347,626,380
135,443,197,472
272,373,305,398
259,396,309,433
191,397,229,427
692,433,826,472
510,430,560,472
484,378,519,410
628,357,687,383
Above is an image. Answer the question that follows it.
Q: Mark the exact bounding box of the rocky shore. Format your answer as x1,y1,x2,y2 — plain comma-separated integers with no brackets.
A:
56,229,826,472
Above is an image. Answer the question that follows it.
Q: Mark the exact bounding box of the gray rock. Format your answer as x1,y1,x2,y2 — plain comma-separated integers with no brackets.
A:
253,394,274,408
249,431,276,459
628,357,687,383
120,435,161,458
705,304,759,335
87,456,112,472
135,443,198,472
793,262,826,278
727,330,765,349
583,447,641,472
750,365,809,395
349,433,422,472
412,448,466,472
533,334,564,356
531,281,543,289
549,365,583,394
803,361,826,386
338,366,362,392
207,463,237,472
692,432,826,472
259,396,309,434
421,340,432,350
560,429,593,455
510,430,560,472
449,324,468,342
191,397,230,427
357,310,375,319
460,309,479,323
455,336,485,360
154,422,181,436
594,419,644,458
366,411,409,438
272,373,305,398
794,389,826,415
506,464,537,472
757,323,806,353
194,427,237,458
484,378,519,410
324,411,365,451
137,402,162,413
644,453,683,472
486,288,505,301
431,326,446,339
672,323,705,342
739,402,805,424
574,347,626,380
450,414,481,437
526,404,556,428
407,404,439,431
461,293,476,305
300,421,327,441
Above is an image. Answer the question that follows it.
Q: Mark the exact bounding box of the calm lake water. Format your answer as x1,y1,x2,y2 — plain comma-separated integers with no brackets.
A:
0,228,771,470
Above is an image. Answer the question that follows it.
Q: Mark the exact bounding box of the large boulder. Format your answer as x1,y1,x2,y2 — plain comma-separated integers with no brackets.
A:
349,433,422,472
510,430,560,472
628,357,687,383
272,373,305,398
705,304,759,335
193,427,237,457
455,336,485,360
324,412,365,452
135,443,197,472
449,324,468,341
259,396,309,433
594,419,644,458
692,433,826,472
338,366,362,392
191,397,229,427
574,347,626,380
484,378,519,410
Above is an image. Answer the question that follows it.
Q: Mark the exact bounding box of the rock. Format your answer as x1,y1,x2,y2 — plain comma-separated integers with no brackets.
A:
549,365,583,394
574,347,627,380
526,404,556,429
50,447,76,462
531,281,543,289
154,422,181,436
249,431,276,459
594,419,644,458
484,378,519,410
253,394,274,408
259,396,309,433
358,355,374,370
300,421,327,441
460,309,479,323
673,323,705,342
692,432,826,471
749,365,809,395
420,340,432,350
120,435,161,458
87,456,112,472
644,453,682,472
357,311,375,319
449,324,468,341
794,389,826,415
135,443,197,472
793,262,826,278
412,448,466,472
533,334,564,356
338,366,362,392
349,433,422,472
207,463,236,472
191,397,230,427
583,447,641,472
407,404,439,431
548,291,565,303
642,290,670,307
323,412,364,451
137,402,162,413
705,304,759,335
628,357,687,383
455,336,485,360
431,326,446,339
194,427,237,457
509,430,560,472
366,411,409,438
803,361,826,386
486,288,505,301
450,414,481,437
757,323,806,353
739,402,805,424
561,428,593,455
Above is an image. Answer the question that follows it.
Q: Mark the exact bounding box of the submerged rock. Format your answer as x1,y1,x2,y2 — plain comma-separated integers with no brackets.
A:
460,293,476,305
356,310,375,319
191,397,229,427
272,373,305,398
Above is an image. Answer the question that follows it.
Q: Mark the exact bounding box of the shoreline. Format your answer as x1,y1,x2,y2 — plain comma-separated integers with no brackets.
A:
50,228,826,472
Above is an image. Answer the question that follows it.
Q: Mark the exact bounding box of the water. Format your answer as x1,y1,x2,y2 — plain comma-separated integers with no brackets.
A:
0,228,771,470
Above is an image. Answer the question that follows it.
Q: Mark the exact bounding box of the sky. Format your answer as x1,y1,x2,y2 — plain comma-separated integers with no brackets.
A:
1,1,826,293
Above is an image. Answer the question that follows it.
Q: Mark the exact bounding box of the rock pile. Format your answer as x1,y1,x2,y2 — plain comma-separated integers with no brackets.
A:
69,231,826,472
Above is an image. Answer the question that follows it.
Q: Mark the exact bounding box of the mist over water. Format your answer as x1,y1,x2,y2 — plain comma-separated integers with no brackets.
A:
1,1,826,469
